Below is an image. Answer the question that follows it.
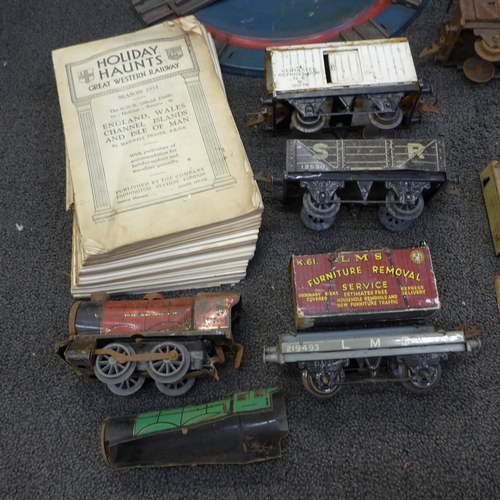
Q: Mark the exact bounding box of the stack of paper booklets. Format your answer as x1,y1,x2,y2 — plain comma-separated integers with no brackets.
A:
53,17,263,297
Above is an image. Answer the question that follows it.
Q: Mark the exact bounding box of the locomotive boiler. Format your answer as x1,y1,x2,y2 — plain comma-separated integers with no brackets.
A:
101,388,288,468
56,292,243,396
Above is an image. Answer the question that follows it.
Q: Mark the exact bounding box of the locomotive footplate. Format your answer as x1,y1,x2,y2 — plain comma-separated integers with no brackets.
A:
263,325,481,397
259,138,458,232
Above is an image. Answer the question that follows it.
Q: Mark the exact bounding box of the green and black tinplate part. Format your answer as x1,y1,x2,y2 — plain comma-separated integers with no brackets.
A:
101,388,288,468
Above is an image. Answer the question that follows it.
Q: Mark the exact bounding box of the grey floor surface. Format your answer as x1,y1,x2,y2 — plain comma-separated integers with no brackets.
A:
2,0,500,498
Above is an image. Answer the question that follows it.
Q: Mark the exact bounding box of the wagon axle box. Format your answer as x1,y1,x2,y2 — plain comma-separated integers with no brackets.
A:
290,247,439,330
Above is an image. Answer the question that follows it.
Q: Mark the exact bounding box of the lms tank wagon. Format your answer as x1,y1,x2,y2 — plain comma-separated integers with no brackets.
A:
56,292,243,397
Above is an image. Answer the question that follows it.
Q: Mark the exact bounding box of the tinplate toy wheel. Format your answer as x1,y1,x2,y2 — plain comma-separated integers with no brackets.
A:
368,107,403,130
362,124,395,140
301,369,344,398
300,206,335,231
107,373,146,396
474,38,500,63
398,362,442,394
378,206,413,232
146,342,190,384
303,191,340,219
94,343,137,385
385,190,424,221
155,377,196,396
291,110,326,134
463,56,495,83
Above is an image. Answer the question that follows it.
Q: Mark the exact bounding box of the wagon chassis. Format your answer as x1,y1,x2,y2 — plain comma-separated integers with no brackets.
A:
264,325,481,398
285,170,455,230
263,87,424,136
261,138,458,232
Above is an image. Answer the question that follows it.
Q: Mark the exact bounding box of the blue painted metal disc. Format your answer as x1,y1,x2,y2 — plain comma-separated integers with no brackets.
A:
195,0,428,76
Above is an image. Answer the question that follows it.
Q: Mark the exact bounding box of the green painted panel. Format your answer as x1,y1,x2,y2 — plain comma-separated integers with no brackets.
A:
133,388,279,436
134,408,183,435
134,399,231,436
180,400,230,427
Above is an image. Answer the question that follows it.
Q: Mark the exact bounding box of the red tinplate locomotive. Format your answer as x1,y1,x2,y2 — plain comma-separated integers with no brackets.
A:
56,292,243,396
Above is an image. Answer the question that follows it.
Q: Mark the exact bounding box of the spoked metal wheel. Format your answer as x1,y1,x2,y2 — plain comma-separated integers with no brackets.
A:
301,369,344,398
303,191,340,219
398,363,442,394
368,107,403,130
146,342,190,384
378,205,413,232
291,110,326,134
155,377,195,397
94,343,137,385
300,206,335,231
107,373,146,396
385,190,424,221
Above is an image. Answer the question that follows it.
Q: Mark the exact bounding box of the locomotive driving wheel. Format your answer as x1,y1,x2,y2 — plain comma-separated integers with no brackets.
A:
94,342,137,385
398,362,442,394
107,372,146,396
301,368,344,398
146,341,190,384
155,377,195,396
